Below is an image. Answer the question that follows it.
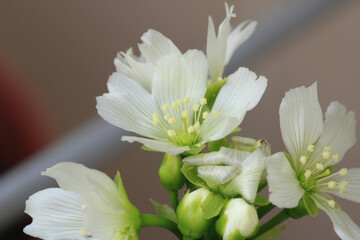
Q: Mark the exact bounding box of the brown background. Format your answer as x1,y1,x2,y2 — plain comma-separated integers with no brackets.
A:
1,0,360,239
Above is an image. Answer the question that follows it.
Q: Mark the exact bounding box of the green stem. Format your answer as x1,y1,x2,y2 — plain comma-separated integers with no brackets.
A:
169,190,179,210
140,214,181,239
257,204,275,219
250,209,289,239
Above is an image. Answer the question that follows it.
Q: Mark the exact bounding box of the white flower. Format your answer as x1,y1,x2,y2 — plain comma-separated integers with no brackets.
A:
265,82,360,239
96,4,265,156
24,162,140,240
97,51,266,155
183,141,270,202
207,2,257,82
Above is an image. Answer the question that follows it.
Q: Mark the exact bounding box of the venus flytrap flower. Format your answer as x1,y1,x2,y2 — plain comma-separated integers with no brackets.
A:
182,141,270,203
97,50,267,155
24,162,141,240
265,82,360,239
207,2,257,83
97,3,266,156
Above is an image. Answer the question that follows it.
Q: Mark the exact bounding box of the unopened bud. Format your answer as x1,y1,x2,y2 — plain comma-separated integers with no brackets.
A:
177,188,211,239
216,198,259,240
158,154,185,191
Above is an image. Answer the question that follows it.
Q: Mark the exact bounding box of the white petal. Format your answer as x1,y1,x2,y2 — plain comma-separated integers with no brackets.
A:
83,191,139,240
96,73,166,139
318,168,360,203
24,188,86,240
122,136,190,155
183,147,249,166
315,101,356,164
201,67,267,141
314,195,360,240
42,162,122,204
280,82,323,166
198,166,240,188
152,50,208,110
225,20,257,64
114,49,153,92
138,29,181,65
265,152,304,208
222,147,266,202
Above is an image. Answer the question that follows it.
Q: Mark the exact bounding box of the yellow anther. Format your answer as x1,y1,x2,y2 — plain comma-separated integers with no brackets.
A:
328,181,336,189
81,204,87,210
200,98,207,105
80,229,87,236
188,126,195,134
316,163,324,171
339,168,348,176
322,151,331,160
152,113,158,118
176,99,182,106
202,111,210,119
212,110,219,118
171,102,179,109
167,130,176,137
339,181,349,193
307,145,315,152
217,77,223,82
181,110,189,118
299,156,307,165
153,117,160,125
304,170,312,179
328,200,336,208
162,104,169,111
164,114,171,121
324,146,332,152
193,104,200,112
332,154,339,163
194,122,200,130
168,117,176,124
183,97,190,104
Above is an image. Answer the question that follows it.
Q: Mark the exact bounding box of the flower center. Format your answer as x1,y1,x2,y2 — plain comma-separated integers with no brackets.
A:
152,97,219,146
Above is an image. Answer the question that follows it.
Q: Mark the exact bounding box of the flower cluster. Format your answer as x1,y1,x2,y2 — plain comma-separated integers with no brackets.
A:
24,3,360,240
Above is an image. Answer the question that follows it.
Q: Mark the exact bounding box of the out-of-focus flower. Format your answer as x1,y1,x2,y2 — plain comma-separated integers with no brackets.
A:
265,82,360,239
24,162,140,240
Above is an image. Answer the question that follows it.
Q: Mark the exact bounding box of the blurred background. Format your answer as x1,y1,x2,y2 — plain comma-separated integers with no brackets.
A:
0,0,359,239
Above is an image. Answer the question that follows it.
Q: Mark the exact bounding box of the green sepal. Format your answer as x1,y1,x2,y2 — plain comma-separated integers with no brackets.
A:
302,193,319,217
253,225,287,240
150,199,177,223
208,138,229,152
230,127,242,135
114,171,130,202
181,163,208,189
181,144,206,157
141,145,160,152
254,194,270,207
286,195,310,219
205,78,227,109
201,192,227,219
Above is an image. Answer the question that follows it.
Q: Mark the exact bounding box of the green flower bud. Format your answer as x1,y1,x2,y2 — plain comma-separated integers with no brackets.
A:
216,198,259,240
177,188,211,239
158,153,185,191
